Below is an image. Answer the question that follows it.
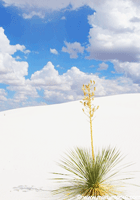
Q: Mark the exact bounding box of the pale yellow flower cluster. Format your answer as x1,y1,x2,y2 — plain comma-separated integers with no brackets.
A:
80,80,99,160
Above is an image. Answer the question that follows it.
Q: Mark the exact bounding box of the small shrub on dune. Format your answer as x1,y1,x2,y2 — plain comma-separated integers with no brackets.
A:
51,80,133,200
51,146,131,199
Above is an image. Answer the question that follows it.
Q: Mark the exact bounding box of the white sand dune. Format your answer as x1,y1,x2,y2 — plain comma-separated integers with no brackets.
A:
0,93,140,199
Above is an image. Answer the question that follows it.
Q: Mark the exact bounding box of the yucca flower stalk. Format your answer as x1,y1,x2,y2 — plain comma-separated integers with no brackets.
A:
51,147,131,200
80,80,99,160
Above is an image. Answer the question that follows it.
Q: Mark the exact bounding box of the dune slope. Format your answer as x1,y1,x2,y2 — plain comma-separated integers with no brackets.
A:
0,93,140,199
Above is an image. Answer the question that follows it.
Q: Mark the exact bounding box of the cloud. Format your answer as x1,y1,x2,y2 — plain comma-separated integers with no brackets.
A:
0,53,28,85
0,27,29,55
1,0,91,11
1,58,140,110
0,0,97,21
1,15,140,111
0,89,7,101
30,61,140,104
31,62,96,103
130,17,140,23
56,64,64,69
86,0,140,62
24,49,31,54
0,27,29,85
3,0,139,64
89,65,95,68
61,16,66,20
95,76,140,96
113,60,140,84
15,56,21,60
0,51,38,102
7,84,39,102
98,62,108,71
30,62,62,88
62,41,84,58
50,48,58,55
0,27,38,106
23,11,45,19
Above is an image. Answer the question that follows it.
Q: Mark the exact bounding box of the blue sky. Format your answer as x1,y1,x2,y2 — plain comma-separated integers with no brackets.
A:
0,0,140,111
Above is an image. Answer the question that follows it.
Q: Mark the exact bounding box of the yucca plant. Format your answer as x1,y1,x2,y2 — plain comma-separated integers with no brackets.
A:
51,80,133,199
51,147,131,200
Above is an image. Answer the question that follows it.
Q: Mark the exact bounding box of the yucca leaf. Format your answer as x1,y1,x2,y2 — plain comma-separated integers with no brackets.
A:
51,147,132,199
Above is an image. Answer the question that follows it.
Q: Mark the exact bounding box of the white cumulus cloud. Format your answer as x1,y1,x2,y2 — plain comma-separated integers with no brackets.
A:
1,0,90,11
0,89,7,101
0,27,28,55
23,11,45,19
113,60,140,84
61,16,66,20
31,61,61,87
62,41,84,59
0,53,28,85
0,27,38,105
98,62,108,71
86,0,140,62
31,61,140,104
50,48,58,55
